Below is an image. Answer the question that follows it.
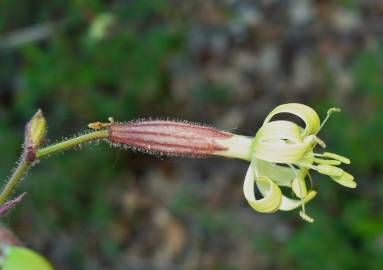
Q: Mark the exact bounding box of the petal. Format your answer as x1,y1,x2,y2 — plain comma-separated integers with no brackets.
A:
255,120,302,143
252,159,317,211
263,103,321,136
243,162,282,213
279,190,317,211
253,139,311,163
254,159,295,187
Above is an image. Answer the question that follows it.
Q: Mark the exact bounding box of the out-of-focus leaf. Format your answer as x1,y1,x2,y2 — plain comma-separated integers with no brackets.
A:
2,246,54,270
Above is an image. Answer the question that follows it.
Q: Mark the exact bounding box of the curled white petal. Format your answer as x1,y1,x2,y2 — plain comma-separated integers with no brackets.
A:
255,120,302,143
279,191,317,211
262,103,321,136
243,161,282,213
253,139,311,163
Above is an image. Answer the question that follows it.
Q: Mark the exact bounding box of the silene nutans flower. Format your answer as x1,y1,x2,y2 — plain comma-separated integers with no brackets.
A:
89,103,355,222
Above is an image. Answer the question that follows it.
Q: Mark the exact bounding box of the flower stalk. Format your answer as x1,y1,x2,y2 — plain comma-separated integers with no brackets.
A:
36,130,109,159
0,162,30,206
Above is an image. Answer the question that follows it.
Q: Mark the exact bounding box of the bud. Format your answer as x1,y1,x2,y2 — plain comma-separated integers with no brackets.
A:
24,109,47,162
25,109,46,149
108,120,233,157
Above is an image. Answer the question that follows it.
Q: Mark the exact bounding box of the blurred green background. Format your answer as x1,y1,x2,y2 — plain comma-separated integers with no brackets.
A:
0,0,383,269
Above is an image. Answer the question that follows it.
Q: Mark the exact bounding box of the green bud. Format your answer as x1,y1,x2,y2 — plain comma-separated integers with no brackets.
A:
25,109,46,150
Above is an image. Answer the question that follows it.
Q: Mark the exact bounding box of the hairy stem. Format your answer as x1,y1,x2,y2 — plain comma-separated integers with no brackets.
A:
0,130,109,206
0,161,31,205
36,130,109,158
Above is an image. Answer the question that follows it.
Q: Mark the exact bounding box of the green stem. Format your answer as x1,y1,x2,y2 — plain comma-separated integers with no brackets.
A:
36,130,109,158
0,160,31,205
0,130,109,205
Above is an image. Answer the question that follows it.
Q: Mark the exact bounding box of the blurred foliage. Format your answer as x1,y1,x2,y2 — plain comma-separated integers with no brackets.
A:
0,1,383,270
283,43,383,270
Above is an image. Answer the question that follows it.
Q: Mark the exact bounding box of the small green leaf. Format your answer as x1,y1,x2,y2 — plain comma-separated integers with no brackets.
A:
2,247,54,270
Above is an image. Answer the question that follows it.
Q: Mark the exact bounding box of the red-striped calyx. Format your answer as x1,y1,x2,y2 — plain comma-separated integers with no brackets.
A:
107,120,234,157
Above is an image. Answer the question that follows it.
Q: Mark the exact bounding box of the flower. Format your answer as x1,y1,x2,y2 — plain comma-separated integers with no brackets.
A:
94,103,355,222
239,103,355,222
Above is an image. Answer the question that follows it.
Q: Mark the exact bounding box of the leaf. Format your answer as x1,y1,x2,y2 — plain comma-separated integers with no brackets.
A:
2,247,54,270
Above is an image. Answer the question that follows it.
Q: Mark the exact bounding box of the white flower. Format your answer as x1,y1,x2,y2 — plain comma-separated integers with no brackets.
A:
91,103,356,223
218,103,356,222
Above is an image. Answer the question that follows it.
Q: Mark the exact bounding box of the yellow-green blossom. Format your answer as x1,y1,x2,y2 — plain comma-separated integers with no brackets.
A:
239,103,355,222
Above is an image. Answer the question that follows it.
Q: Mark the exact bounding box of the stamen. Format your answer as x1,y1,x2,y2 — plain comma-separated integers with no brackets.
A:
294,160,317,171
313,137,326,148
330,172,356,188
313,157,341,166
307,172,314,189
289,164,313,222
316,165,344,177
295,160,314,168
300,211,314,223
317,107,341,134
322,152,350,164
